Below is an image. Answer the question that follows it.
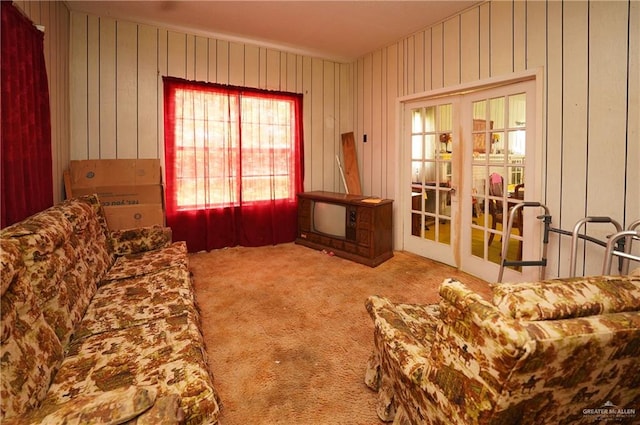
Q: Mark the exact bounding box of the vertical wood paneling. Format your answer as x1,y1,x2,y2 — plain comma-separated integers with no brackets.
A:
352,0,637,278
526,1,547,70
185,34,195,81
87,15,100,158
339,63,352,133
286,52,298,92
57,3,71,197
386,44,399,199
413,32,425,93
431,24,444,89
560,1,589,275
584,1,629,275
228,42,244,86
627,1,640,226
490,0,513,76
443,17,460,86
355,57,364,186
137,24,158,159
116,21,138,158
513,0,527,72
266,49,281,90
194,36,208,82
543,1,566,276
69,12,350,195
371,50,384,196
70,13,88,159
244,45,260,88
99,18,117,158
422,29,432,92
310,58,324,190
157,28,168,168
406,35,415,94
302,56,313,190
322,61,336,191
362,54,373,193
62,2,638,274
460,8,480,83
258,48,267,88
207,39,217,82
333,63,342,192
167,31,186,78
479,3,491,80
216,40,229,84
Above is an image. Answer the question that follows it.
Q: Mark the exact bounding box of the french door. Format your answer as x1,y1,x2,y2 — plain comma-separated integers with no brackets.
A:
403,98,459,266
402,79,539,282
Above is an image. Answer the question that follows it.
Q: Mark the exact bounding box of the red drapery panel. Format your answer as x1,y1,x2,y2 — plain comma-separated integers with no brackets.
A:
1,1,53,228
163,77,304,252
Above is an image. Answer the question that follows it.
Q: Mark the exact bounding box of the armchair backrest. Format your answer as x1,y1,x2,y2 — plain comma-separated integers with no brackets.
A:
488,276,640,423
488,172,504,213
424,277,640,424
422,279,533,423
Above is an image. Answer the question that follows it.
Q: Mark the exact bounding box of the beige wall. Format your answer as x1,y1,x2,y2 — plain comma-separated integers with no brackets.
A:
68,12,352,194
14,1,70,203
353,0,639,278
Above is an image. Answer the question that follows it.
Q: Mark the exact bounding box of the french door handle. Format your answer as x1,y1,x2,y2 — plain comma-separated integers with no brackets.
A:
449,187,457,195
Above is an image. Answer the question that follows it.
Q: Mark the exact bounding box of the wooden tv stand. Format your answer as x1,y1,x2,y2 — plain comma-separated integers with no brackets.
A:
296,191,393,267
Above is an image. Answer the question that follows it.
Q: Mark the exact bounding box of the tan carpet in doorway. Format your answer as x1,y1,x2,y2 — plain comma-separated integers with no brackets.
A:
189,243,490,425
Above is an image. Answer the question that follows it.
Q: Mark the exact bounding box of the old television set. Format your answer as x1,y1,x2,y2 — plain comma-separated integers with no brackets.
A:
311,200,357,241
295,191,394,267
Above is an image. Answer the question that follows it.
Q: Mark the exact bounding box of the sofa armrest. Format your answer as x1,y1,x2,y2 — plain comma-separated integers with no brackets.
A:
109,225,173,256
3,386,184,425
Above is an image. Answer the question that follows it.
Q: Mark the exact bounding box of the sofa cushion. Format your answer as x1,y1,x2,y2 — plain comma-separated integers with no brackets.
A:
491,275,640,321
103,242,189,283
109,225,173,256
2,196,112,347
3,386,158,425
74,266,197,340
44,313,220,424
1,208,73,259
0,248,64,420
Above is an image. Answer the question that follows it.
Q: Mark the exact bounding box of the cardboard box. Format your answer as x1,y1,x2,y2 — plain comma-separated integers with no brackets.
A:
68,159,161,188
71,185,164,207
104,204,165,230
64,159,167,230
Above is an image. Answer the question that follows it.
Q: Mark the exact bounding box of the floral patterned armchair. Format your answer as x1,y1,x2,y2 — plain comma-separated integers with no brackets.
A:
365,276,640,424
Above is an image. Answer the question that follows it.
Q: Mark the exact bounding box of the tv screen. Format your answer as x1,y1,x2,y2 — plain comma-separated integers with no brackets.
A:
312,201,346,238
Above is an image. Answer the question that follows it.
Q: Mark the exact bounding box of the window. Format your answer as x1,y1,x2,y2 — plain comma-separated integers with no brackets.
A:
171,85,299,210
163,77,304,252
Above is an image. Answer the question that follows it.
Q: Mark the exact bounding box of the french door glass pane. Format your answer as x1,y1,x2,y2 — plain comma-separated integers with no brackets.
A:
469,91,527,268
409,103,453,244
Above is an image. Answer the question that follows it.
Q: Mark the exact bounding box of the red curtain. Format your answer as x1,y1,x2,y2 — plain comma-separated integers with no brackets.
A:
1,1,53,228
163,77,304,252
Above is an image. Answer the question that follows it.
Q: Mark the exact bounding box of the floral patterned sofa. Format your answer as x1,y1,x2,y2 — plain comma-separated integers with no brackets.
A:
1,195,221,424
365,276,640,424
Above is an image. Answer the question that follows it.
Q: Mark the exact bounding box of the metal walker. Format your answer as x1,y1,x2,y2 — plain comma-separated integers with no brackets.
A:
497,202,630,282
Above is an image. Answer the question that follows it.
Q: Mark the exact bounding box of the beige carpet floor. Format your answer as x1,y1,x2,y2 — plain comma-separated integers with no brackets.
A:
189,243,490,425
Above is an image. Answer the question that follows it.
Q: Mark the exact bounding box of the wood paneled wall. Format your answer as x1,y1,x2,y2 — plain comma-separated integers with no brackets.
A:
13,1,70,203
68,12,352,194
17,1,639,277
353,0,639,278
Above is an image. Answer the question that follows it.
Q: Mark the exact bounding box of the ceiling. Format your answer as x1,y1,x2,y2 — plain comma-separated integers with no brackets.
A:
65,1,479,62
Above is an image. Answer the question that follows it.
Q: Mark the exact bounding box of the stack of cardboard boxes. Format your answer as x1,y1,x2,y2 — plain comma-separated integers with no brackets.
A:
64,159,165,230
